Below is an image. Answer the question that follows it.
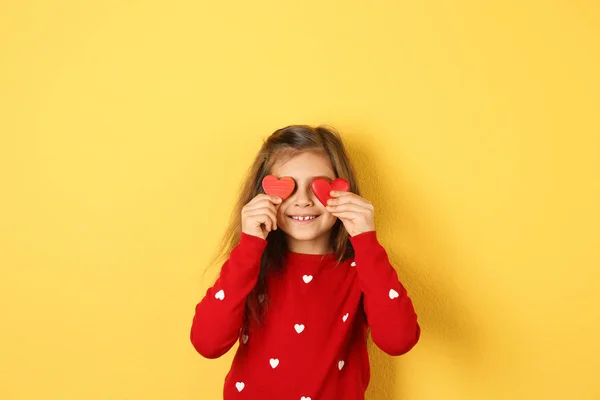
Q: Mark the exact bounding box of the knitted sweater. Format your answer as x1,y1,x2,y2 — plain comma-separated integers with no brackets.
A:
190,231,421,399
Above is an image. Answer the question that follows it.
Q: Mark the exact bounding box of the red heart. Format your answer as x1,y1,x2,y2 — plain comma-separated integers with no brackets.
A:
262,175,295,200
311,177,350,206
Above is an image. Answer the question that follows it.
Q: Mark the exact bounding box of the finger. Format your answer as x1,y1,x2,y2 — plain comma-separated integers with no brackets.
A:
330,190,353,197
260,224,270,237
329,211,362,220
254,212,274,232
245,208,278,230
244,204,278,220
244,200,279,214
260,216,273,232
249,194,282,207
326,203,368,214
328,193,373,209
268,195,283,205
247,194,268,206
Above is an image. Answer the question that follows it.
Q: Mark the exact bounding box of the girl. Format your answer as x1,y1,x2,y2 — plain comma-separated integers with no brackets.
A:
190,125,421,400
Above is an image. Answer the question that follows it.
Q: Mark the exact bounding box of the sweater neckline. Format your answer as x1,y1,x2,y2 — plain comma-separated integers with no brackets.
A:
285,250,338,263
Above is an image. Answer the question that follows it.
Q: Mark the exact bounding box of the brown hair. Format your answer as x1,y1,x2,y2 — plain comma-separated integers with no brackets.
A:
211,125,361,328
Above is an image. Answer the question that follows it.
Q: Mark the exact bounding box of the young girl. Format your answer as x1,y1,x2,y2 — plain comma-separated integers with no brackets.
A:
190,125,421,400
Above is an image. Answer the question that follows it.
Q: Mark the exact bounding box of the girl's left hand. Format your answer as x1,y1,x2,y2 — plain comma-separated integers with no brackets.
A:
326,191,375,237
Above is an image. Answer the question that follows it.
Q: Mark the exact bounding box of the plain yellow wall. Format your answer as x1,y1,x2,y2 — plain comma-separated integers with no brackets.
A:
1,1,599,399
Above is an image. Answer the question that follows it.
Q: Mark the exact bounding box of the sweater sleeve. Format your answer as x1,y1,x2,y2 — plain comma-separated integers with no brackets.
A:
349,230,421,356
190,232,267,359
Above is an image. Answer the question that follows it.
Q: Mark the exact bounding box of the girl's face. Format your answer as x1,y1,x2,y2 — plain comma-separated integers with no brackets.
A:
270,151,338,254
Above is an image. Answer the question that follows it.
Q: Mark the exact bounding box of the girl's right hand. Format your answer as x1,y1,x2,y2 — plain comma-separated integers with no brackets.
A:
241,194,282,240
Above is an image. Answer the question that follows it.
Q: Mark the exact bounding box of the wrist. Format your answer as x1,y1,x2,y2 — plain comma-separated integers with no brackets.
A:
241,231,267,242
349,230,379,249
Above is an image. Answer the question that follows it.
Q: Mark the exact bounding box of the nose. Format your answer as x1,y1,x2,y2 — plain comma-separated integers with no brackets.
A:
293,183,314,207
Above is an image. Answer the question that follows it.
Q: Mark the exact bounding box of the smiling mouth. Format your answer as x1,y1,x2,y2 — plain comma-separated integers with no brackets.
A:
288,215,320,221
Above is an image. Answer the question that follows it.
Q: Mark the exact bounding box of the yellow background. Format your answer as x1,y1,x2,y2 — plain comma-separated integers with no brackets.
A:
1,1,599,399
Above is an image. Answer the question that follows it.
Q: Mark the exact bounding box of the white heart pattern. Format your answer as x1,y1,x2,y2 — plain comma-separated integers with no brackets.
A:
241,334,248,344
302,275,313,283
258,293,265,303
342,313,349,322
389,289,399,299
338,360,345,370
215,290,225,300
301,397,312,400
294,324,305,334
270,358,279,368
350,261,356,267
235,382,245,392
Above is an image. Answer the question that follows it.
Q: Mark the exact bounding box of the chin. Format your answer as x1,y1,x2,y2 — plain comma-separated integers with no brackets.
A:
281,223,334,242
278,214,337,243
285,231,323,242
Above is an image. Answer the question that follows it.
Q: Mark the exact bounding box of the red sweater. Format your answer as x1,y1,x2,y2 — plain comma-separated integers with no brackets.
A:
190,231,420,400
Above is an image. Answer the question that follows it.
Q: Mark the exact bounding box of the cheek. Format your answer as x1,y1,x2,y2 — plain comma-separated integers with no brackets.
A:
321,211,337,228
276,207,288,223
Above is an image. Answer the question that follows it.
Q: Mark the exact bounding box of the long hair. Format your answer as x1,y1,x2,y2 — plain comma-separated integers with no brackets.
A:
210,125,361,329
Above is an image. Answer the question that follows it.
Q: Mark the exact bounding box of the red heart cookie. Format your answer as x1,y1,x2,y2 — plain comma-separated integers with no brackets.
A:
311,177,350,206
262,175,295,200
